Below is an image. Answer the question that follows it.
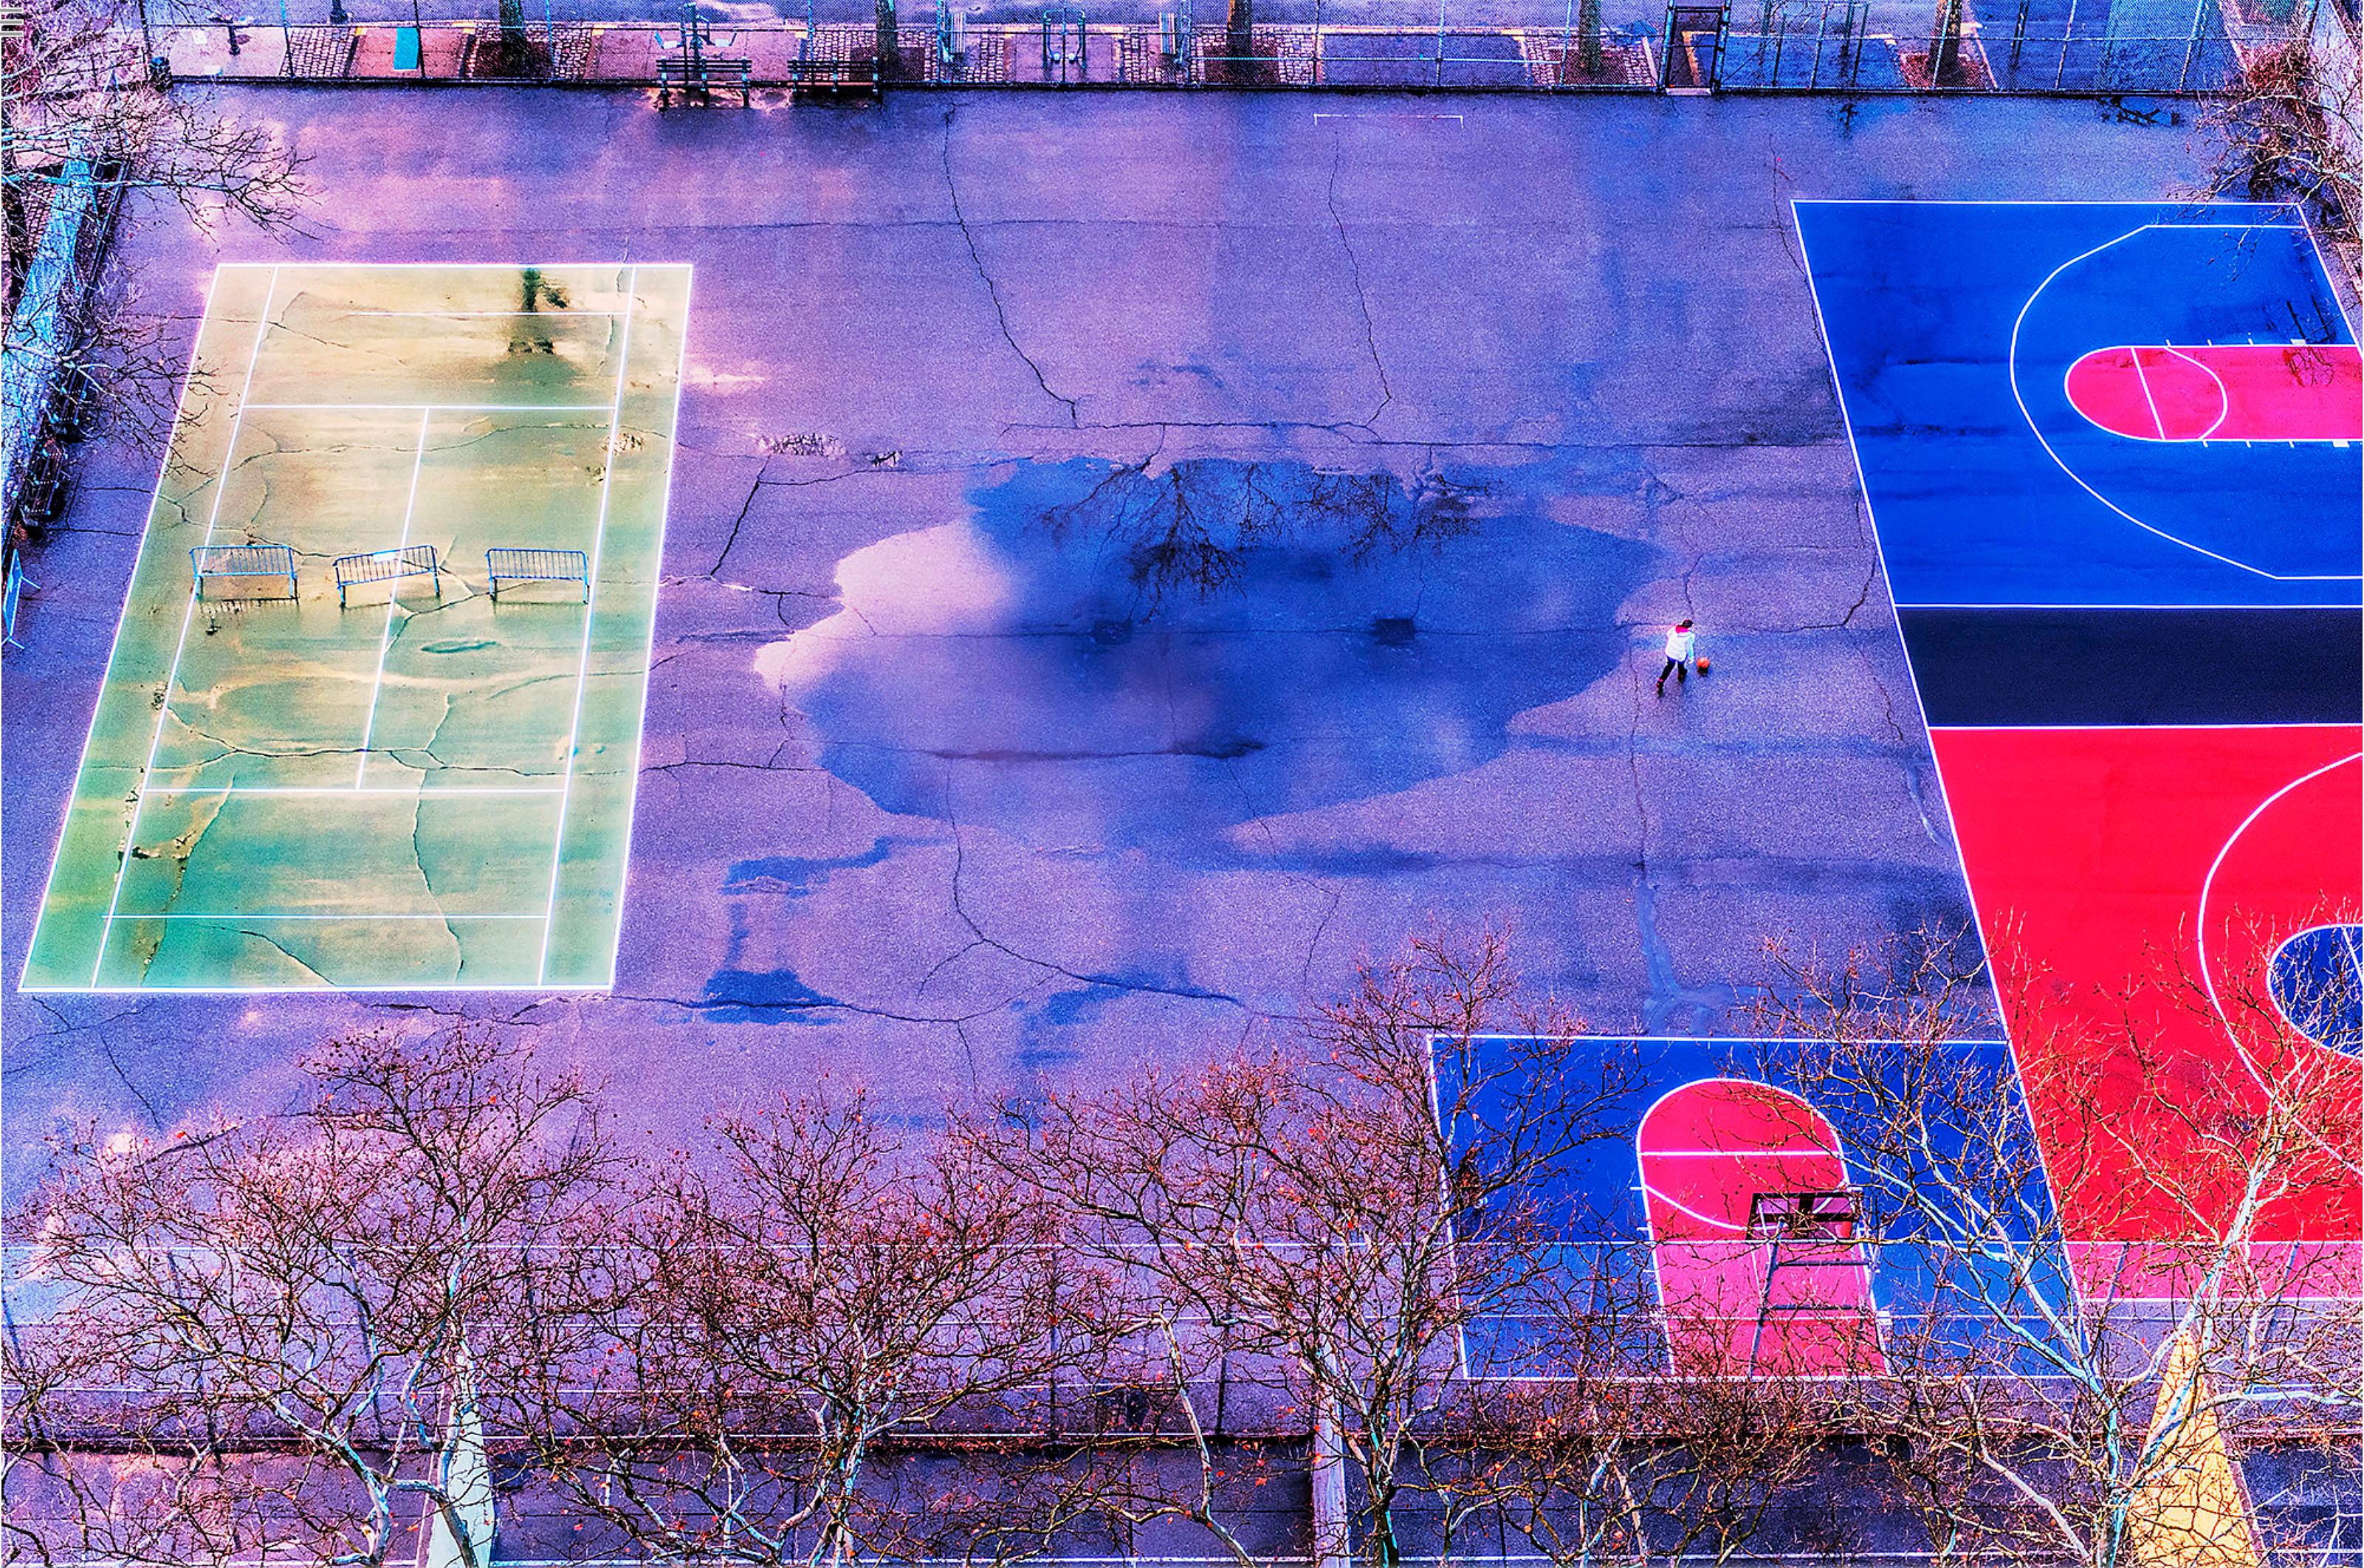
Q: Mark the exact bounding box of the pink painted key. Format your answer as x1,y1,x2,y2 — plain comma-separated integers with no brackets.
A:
1637,1079,1886,1377
2065,342,2363,443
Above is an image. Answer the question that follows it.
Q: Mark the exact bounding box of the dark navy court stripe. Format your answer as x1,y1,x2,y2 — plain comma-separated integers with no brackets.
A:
1898,607,2364,728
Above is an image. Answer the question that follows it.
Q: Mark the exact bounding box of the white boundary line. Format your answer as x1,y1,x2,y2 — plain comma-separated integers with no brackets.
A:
1793,199,2303,213
1931,721,2359,732
210,260,646,269
1894,599,2362,608
332,309,625,318
137,784,566,796
89,265,282,988
126,912,549,921
19,266,230,989
22,983,599,994
243,402,613,413
2007,220,2362,584
602,264,695,991
353,406,434,787
536,267,637,985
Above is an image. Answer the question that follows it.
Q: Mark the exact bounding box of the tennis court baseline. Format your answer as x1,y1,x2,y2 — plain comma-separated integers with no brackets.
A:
22,262,690,992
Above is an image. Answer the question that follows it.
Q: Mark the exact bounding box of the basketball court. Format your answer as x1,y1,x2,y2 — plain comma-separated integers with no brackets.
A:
1450,199,2361,1378
20,263,690,992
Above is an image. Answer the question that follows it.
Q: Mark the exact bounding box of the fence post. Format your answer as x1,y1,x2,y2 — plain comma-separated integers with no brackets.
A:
2176,0,2205,90
2052,0,2072,86
1434,0,1447,86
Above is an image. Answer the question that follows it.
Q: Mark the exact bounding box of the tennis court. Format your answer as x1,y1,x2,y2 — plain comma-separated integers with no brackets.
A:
21,262,690,992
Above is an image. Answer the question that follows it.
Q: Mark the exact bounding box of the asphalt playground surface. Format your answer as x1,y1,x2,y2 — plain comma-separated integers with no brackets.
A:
1,89,2231,1188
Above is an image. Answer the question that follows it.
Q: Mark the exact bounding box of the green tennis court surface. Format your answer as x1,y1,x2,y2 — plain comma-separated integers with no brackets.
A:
22,263,690,992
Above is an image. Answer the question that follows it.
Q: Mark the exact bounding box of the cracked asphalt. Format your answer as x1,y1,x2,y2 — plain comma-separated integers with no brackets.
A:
1,88,2209,1183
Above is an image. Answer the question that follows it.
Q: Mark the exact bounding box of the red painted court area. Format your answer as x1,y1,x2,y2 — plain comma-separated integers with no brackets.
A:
1638,1080,1885,1375
2065,341,2364,442
1931,723,2363,1296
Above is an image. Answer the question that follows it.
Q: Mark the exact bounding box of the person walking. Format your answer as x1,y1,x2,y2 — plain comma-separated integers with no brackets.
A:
1657,617,1697,698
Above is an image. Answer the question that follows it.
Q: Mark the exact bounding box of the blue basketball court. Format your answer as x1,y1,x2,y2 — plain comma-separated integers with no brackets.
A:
1793,201,2360,611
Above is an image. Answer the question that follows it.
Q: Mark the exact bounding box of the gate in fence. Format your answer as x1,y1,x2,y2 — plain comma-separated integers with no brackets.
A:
1041,7,1087,80
1717,0,1877,86
1660,0,1729,86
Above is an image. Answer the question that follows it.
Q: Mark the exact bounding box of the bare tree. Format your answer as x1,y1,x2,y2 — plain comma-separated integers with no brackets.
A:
970,927,1653,1565
2198,18,2361,276
1750,920,2362,1567
526,1084,1106,1566
3,1028,617,1568
4,0,303,472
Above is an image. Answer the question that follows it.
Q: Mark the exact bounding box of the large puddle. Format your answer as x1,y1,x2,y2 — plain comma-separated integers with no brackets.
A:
761,456,1655,861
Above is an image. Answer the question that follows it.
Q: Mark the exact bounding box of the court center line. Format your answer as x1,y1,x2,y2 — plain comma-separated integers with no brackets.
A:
538,269,638,986
355,407,436,787
92,264,281,988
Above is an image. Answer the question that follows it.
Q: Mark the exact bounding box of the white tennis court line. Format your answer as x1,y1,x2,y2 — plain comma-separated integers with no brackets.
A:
139,784,568,796
92,265,282,989
354,407,434,787
537,267,639,986
127,912,549,921
83,271,629,988
243,402,614,413
19,268,228,994
334,309,627,318
603,265,695,992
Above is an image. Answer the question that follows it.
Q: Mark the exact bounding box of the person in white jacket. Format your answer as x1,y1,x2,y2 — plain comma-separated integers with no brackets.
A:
1657,618,1696,698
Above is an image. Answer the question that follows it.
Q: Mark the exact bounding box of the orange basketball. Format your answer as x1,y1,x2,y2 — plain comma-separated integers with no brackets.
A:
1695,656,1711,675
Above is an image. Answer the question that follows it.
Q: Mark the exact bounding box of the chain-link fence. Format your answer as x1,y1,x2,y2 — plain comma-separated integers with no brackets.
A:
150,0,2301,89
1716,0,2254,89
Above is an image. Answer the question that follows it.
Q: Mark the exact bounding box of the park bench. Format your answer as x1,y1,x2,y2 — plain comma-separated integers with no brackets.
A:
784,55,882,100
656,53,752,106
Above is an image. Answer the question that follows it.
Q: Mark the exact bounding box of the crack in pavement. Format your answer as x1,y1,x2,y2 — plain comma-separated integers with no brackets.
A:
21,996,168,1126
938,762,1250,1014
1325,136,1395,432
1866,650,1942,845
941,109,1082,428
